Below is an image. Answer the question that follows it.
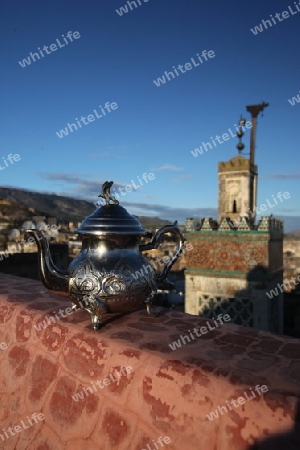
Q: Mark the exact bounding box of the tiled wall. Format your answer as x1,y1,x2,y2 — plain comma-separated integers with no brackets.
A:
186,234,269,273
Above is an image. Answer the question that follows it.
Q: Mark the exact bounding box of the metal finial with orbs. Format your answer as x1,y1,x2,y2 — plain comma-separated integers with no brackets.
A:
236,116,246,155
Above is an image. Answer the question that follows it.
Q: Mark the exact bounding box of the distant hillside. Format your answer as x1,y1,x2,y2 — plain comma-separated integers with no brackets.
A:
0,187,94,222
135,215,171,229
287,230,300,237
0,187,171,229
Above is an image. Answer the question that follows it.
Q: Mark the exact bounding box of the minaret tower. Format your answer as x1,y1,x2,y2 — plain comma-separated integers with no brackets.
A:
185,100,284,335
218,102,269,224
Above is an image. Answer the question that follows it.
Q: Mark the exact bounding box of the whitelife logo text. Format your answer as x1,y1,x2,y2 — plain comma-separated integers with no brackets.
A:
0,153,21,171
72,366,133,402
0,412,45,442
191,121,252,157
18,31,81,68
227,191,291,229
0,226,57,262
140,436,171,450
0,341,8,351
116,0,150,17
266,274,300,299
131,243,193,281
169,314,231,351
153,50,215,87
250,2,300,35
206,385,268,421
56,102,118,139
33,298,91,332
288,89,300,106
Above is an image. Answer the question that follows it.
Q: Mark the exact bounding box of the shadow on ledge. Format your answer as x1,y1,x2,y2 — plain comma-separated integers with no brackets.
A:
248,400,300,449
197,264,283,335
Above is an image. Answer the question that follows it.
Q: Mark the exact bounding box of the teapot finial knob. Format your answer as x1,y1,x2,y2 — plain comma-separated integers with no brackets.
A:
98,181,119,206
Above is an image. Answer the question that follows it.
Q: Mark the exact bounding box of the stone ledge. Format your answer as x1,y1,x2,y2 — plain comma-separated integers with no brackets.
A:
0,272,299,450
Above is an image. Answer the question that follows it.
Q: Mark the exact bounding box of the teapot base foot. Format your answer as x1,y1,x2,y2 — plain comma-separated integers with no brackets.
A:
146,302,156,317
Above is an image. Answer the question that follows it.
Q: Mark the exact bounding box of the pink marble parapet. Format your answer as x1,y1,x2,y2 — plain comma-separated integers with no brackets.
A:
0,272,299,450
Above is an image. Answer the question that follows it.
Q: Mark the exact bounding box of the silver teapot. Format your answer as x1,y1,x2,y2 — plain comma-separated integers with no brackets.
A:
27,181,184,329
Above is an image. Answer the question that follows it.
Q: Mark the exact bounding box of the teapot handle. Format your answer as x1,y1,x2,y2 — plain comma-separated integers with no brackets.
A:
139,221,185,282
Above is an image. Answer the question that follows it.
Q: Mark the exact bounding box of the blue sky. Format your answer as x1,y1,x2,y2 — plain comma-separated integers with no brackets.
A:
1,0,299,228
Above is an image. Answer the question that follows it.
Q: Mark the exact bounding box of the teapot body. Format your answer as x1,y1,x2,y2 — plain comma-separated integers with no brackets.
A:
68,235,157,315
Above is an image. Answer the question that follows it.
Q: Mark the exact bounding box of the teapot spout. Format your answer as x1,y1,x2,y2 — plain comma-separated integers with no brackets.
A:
26,230,69,297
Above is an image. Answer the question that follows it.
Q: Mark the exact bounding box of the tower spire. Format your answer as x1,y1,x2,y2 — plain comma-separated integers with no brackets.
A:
246,102,269,165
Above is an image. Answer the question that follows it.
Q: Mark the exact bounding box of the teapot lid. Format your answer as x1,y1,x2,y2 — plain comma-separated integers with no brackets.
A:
75,181,147,236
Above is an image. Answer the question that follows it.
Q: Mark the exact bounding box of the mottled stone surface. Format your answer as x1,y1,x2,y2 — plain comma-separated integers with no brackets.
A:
0,273,299,450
